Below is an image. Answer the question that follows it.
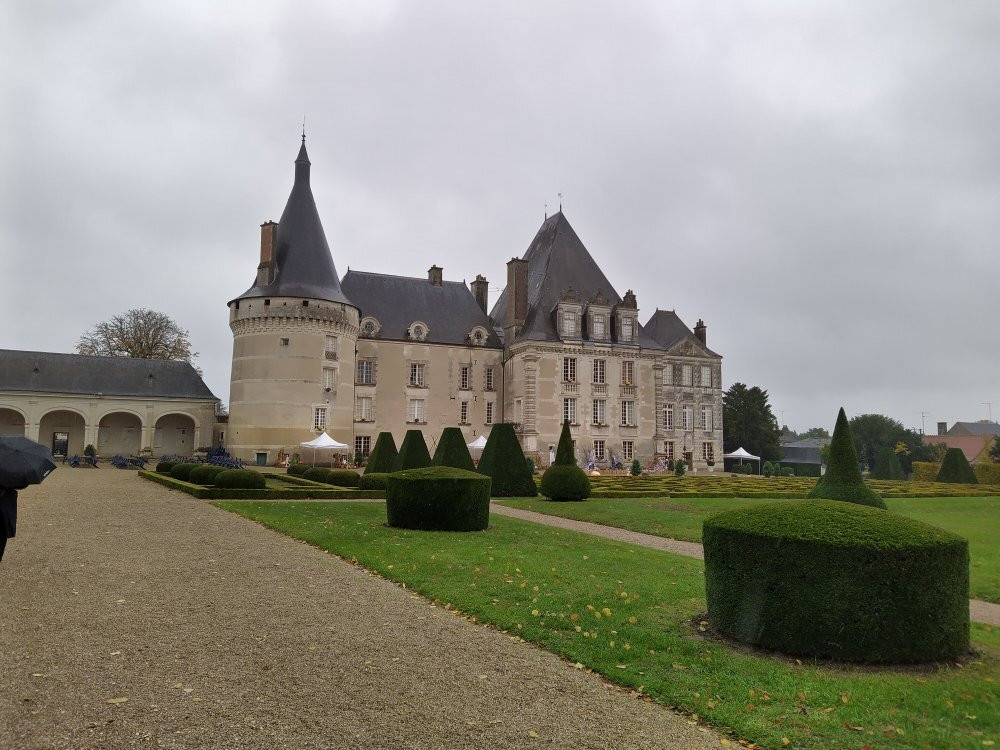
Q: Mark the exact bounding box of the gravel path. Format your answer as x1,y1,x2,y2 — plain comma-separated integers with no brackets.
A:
491,504,1000,628
0,470,721,750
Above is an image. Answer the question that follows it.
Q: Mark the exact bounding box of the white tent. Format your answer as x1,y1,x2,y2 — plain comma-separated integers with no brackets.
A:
722,446,762,474
300,432,350,465
466,435,488,450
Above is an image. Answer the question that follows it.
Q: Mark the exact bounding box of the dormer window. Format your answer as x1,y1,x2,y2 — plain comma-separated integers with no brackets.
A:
561,310,577,337
620,317,634,342
360,317,381,338
592,314,606,339
468,326,489,346
408,321,429,341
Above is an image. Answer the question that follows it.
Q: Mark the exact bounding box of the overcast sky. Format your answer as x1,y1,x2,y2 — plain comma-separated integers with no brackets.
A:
2,1,998,433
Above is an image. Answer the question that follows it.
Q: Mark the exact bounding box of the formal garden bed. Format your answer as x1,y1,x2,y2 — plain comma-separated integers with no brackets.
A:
214,500,1000,750
139,470,384,500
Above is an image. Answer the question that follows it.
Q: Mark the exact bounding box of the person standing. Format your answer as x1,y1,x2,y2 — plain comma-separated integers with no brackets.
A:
0,485,18,562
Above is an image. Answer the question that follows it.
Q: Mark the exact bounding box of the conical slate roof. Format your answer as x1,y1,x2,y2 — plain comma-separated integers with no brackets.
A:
489,212,658,347
233,140,353,306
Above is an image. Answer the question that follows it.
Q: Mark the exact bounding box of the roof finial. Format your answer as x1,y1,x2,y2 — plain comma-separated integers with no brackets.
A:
301,116,306,144
558,192,563,212
544,201,548,220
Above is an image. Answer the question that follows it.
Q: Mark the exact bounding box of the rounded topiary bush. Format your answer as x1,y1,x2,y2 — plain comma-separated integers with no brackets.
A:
540,464,591,501
325,469,361,488
303,467,333,483
188,464,228,485
359,472,389,490
936,448,978,484
169,463,200,481
703,500,969,663
287,463,310,477
156,461,176,474
386,466,491,531
214,469,267,489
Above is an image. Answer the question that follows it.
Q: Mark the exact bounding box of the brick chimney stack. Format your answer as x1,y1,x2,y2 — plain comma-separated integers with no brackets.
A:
257,221,278,286
506,258,528,334
694,319,707,346
428,265,443,286
937,421,948,436
471,274,489,314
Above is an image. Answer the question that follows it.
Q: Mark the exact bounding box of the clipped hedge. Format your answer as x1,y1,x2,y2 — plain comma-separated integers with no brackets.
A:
365,432,398,474
936,448,978,484
392,430,432,472
215,469,267,489
975,462,1000,484
540,464,592,501
432,427,476,471
169,463,200,481
703,500,969,663
188,464,229,485
156,461,177,474
808,408,885,508
477,423,537,497
386,466,491,531
287,463,310,477
325,469,361,488
303,467,333,483
359,472,389,490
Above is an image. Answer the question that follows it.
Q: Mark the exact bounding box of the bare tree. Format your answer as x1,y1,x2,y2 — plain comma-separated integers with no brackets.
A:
77,308,198,366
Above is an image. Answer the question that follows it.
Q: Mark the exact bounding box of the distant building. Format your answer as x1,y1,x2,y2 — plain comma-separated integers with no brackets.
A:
0,350,218,457
923,421,1000,463
226,139,724,468
778,437,828,477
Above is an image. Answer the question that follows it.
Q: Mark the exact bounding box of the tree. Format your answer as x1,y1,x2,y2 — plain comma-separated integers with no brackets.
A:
77,308,197,365
936,448,978,484
847,413,924,476
871,445,904,480
808,407,885,508
722,383,781,461
990,436,1000,463
800,427,830,440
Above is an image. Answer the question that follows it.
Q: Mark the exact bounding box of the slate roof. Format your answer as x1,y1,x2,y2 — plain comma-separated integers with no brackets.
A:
341,271,503,348
947,421,1000,437
232,140,353,306
489,212,663,348
779,438,828,465
643,309,720,357
0,350,218,400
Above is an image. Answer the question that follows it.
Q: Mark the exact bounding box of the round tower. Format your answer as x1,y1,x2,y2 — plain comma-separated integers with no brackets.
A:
227,138,359,464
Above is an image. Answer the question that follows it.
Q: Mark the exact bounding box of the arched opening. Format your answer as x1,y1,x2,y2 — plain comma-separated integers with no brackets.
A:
39,409,87,457
154,413,196,457
98,411,143,456
0,408,26,437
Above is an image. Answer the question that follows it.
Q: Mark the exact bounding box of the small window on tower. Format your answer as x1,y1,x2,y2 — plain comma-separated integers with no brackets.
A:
280,338,289,347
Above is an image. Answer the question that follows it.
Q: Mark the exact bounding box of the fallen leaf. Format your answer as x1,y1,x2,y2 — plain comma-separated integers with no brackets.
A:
106,697,128,705
170,683,184,689
840,692,849,704
528,730,539,738
782,739,790,747
843,722,864,731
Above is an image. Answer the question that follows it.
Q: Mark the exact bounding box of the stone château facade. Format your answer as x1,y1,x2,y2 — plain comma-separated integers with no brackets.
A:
226,140,723,469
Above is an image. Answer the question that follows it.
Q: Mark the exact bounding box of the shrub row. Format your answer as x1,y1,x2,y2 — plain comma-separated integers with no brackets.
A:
302,467,361,487
139,471,384,500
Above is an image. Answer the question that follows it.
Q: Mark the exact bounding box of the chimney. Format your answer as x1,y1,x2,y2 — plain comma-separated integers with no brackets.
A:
937,421,948,436
428,265,443,286
694,319,707,345
257,221,278,286
506,258,528,332
471,274,489,314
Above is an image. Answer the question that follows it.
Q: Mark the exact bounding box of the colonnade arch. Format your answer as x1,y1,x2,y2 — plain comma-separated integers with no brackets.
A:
153,413,197,456
0,407,26,437
38,408,88,457
97,410,143,456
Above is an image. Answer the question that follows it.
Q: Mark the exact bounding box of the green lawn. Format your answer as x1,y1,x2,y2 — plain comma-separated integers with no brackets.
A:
500,495,1000,604
217,501,999,750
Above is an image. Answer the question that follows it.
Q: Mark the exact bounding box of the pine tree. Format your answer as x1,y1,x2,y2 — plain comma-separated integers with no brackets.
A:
807,407,885,508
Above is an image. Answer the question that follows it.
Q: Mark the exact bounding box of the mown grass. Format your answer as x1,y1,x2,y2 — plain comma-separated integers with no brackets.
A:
501,495,1000,604
217,501,999,750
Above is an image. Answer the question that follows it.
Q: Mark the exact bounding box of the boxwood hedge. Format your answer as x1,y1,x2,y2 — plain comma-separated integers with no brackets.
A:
703,500,969,663
215,469,267,489
325,469,361,488
287,463,310,477
476,423,537,497
386,466,491,531
936,448,978,484
169,463,200,481
392,430,433,472
432,427,476,471
359,472,389,490
540,421,590,501
156,461,176,474
188,464,229,485
365,432,398,474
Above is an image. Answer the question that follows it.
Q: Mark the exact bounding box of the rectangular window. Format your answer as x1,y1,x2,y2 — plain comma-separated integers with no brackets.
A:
621,400,635,427
485,401,494,424
563,357,577,382
313,407,327,431
279,337,289,347
702,442,715,462
514,398,523,423
355,435,371,457
592,399,606,425
622,360,634,385
592,314,606,339
562,310,576,336
622,440,634,461
356,359,375,385
594,440,606,461
682,365,693,387
323,368,336,390
408,399,426,423
460,400,469,424
409,362,425,387
355,396,373,422
664,441,674,459
563,398,577,425
664,364,673,385
460,365,471,390
664,404,674,430
324,335,337,360
700,365,712,388
593,359,605,384
485,367,495,391
620,317,633,342
682,405,693,431
702,405,713,431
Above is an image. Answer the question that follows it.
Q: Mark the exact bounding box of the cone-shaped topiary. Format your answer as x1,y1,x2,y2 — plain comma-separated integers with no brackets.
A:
432,427,476,471
391,430,432,472
365,432,398,474
936,447,978,484
476,423,537,496
540,421,591,501
807,407,885,508
872,445,904,480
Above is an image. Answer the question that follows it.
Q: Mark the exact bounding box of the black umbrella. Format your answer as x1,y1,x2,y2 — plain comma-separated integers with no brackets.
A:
0,436,57,487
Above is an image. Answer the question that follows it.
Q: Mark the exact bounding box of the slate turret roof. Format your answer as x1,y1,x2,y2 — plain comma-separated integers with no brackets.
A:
232,140,353,306
341,271,502,348
0,350,218,400
488,212,660,348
